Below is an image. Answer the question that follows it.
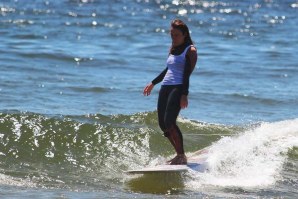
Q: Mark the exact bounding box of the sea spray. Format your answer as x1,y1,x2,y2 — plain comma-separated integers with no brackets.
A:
186,119,298,190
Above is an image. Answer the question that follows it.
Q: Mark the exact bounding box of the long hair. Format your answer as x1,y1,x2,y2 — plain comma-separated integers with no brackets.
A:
171,19,194,47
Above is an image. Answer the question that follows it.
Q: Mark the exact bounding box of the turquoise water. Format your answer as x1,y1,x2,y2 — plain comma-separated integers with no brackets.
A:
0,0,297,198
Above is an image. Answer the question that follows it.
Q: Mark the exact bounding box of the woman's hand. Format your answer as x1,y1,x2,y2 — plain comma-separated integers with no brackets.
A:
180,95,188,109
143,83,154,96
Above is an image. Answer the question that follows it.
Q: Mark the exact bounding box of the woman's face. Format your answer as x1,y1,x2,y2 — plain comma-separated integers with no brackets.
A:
170,28,185,47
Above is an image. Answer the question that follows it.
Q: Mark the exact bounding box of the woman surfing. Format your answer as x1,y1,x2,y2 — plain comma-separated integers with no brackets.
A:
143,19,198,165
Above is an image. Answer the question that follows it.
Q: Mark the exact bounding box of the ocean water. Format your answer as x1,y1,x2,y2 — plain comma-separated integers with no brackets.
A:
0,0,297,198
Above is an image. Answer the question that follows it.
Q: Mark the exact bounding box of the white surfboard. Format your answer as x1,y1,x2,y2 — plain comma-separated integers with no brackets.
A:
126,148,209,174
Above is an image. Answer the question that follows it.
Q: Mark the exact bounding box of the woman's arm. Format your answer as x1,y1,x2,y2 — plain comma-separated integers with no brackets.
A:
182,46,197,96
143,67,168,96
180,46,197,108
152,67,168,85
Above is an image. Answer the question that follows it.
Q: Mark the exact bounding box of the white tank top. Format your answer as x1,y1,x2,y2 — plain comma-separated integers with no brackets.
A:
162,45,192,85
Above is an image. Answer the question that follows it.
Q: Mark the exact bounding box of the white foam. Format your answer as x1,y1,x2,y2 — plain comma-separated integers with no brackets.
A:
186,119,298,189
0,173,36,188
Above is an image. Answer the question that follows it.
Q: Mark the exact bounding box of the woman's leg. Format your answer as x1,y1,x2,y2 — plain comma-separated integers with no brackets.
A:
157,85,187,165
157,86,178,151
164,86,187,164
157,86,168,134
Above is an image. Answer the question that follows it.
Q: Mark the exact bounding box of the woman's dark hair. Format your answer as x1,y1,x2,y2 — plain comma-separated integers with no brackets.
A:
171,19,194,46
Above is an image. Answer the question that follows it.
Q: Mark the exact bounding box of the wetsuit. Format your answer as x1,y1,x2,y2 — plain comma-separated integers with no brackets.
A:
151,43,194,145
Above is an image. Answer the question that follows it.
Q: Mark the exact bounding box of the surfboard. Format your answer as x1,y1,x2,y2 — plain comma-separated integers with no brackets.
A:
126,148,209,174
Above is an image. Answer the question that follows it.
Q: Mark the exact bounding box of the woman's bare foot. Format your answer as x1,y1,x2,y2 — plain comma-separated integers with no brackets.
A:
169,154,187,165
166,156,176,164
166,155,180,164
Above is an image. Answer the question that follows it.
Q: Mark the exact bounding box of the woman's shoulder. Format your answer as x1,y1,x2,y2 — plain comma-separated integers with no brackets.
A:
187,45,197,56
189,44,197,51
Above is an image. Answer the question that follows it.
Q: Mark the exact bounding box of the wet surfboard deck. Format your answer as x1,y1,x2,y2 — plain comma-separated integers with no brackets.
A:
126,148,209,174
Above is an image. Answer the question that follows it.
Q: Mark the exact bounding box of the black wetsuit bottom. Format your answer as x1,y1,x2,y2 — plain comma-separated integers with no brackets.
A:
157,85,183,139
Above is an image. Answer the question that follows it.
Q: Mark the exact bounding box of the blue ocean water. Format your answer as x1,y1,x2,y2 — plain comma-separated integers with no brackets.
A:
1,0,298,123
0,0,297,198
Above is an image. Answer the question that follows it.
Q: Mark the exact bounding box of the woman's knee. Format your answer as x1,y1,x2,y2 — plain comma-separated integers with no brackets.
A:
164,119,176,131
164,123,177,136
157,120,168,137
